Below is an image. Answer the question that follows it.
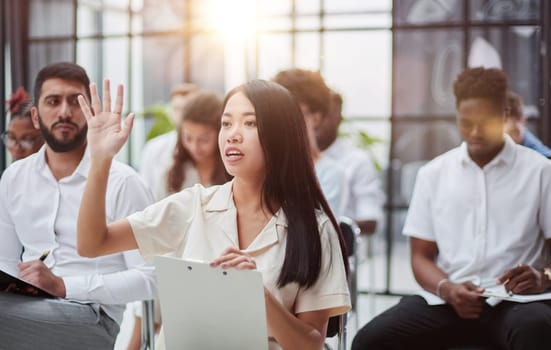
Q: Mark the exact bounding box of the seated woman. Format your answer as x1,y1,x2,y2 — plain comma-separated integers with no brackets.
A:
1,88,43,161
127,90,228,350
77,79,350,350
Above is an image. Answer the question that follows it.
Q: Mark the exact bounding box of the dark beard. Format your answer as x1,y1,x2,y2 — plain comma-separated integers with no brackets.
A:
37,115,87,153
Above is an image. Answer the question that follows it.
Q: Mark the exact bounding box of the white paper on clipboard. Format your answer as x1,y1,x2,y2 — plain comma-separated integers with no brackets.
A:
154,256,269,350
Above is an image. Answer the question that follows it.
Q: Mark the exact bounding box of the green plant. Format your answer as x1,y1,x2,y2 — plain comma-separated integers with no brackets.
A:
340,125,384,172
141,103,173,141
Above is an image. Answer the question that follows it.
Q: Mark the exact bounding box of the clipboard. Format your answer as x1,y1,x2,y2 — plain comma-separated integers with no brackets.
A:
154,256,269,350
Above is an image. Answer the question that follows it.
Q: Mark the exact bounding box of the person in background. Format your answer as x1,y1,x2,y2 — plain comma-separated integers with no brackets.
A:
126,90,228,350
1,87,43,161
352,67,551,350
504,91,551,158
0,62,157,349
139,83,199,196
316,91,384,234
77,78,350,350
273,69,348,218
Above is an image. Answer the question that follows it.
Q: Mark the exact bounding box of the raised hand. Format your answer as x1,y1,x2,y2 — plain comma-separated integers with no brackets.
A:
78,79,134,161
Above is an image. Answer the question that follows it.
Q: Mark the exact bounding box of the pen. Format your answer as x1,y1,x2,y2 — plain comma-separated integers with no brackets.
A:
503,278,513,296
39,250,50,262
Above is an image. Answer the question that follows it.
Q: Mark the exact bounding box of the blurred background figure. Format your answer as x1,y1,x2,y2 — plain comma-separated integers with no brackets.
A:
127,90,228,350
273,68,348,218
317,91,385,235
2,87,43,161
505,91,551,159
139,83,199,196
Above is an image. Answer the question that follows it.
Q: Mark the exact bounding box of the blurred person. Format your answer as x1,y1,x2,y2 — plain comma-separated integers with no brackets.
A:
139,83,199,197
316,91,384,234
1,87,43,161
352,67,551,350
126,90,228,350
0,62,156,349
504,91,551,158
273,69,348,218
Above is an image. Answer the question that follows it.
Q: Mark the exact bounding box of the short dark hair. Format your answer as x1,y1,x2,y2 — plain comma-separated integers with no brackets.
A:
33,62,91,103
272,68,331,116
223,79,348,288
506,91,524,120
453,67,508,112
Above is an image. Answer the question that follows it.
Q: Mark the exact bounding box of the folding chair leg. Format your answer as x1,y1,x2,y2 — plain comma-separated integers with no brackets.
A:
140,300,156,350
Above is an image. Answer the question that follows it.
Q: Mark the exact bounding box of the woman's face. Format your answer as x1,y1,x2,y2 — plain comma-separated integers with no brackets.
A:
180,121,219,164
3,118,43,161
218,92,265,179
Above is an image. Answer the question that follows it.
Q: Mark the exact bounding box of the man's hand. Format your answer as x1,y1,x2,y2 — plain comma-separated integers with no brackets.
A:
18,260,66,297
497,264,548,294
440,281,485,319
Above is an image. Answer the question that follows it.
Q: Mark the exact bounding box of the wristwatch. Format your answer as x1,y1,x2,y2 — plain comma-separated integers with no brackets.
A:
543,267,551,282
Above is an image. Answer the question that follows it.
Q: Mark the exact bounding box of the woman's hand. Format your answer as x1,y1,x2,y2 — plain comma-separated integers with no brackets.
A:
78,79,134,162
210,247,257,270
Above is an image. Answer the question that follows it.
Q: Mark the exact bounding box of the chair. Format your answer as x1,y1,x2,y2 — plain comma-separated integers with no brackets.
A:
325,313,347,350
140,299,156,350
338,216,361,328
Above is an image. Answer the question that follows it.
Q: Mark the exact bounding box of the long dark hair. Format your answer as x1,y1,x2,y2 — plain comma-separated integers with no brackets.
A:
223,80,348,289
167,91,228,194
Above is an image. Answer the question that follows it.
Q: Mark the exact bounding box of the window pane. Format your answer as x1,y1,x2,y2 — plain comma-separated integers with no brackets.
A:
469,27,541,116
324,31,392,118
392,120,461,204
394,0,463,25
324,13,392,29
470,0,540,22
257,0,292,16
78,6,129,36
324,0,391,13
295,15,321,30
257,33,292,80
28,41,74,87
141,0,186,32
295,33,320,70
394,29,463,117
339,119,391,170
295,0,320,14
189,34,225,93
29,0,74,38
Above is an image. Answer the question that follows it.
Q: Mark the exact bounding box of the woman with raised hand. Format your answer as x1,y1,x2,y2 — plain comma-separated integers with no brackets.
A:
77,79,350,350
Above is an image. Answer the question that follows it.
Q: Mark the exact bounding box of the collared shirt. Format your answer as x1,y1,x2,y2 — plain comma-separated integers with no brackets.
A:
315,154,349,217
523,129,551,158
128,181,350,350
324,138,385,225
0,146,157,324
403,135,551,288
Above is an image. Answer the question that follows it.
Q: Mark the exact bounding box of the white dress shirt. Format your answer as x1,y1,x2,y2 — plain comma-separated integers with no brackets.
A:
324,138,385,225
404,135,551,290
139,131,178,200
315,154,349,218
0,147,157,324
127,181,350,350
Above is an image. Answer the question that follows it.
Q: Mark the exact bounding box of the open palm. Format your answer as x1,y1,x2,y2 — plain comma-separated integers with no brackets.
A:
78,80,134,161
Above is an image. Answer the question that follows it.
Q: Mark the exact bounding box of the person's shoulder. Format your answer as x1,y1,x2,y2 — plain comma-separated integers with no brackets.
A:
514,142,551,169
1,151,41,182
418,146,462,176
142,131,177,152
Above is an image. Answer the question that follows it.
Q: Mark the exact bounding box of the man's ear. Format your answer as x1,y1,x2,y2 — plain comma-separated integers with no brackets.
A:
31,106,40,130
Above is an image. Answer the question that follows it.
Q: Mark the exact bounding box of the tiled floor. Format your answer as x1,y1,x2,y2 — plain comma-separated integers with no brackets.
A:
114,235,419,350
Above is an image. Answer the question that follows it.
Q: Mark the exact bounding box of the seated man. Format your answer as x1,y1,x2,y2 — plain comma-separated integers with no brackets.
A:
352,67,551,350
504,91,551,158
316,91,384,234
273,69,348,218
0,62,156,349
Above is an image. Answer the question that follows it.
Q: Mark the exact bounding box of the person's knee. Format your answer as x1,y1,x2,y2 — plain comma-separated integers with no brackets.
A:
505,303,551,349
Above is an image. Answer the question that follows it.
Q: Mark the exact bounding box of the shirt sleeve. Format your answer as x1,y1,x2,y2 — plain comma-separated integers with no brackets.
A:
0,171,22,277
64,173,157,303
294,216,351,316
402,166,435,241
128,186,199,260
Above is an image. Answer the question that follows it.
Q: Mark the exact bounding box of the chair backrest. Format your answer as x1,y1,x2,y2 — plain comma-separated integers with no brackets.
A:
338,216,360,257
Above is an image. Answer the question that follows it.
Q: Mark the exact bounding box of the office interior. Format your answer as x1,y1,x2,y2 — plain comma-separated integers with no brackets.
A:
1,0,550,348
